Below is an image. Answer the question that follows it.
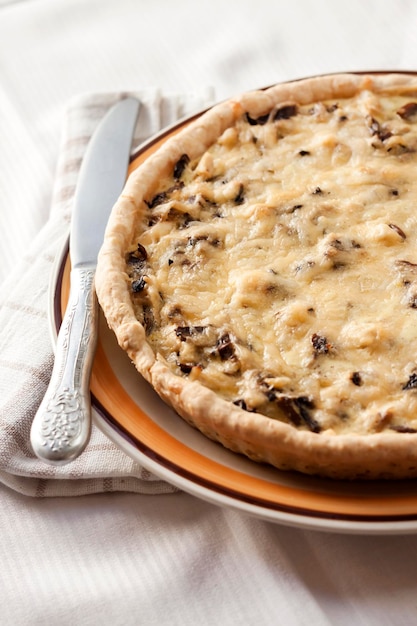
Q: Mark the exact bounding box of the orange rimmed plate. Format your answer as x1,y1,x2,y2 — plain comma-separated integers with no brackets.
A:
51,104,417,534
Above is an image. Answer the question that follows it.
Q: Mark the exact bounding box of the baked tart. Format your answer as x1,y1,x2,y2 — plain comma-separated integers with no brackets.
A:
96,73,417,479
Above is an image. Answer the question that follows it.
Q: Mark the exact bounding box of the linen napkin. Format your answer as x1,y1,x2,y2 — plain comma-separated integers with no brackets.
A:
0,88,214,497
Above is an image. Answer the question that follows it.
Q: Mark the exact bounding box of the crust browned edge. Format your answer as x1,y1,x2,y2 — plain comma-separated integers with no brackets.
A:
96,73,417,479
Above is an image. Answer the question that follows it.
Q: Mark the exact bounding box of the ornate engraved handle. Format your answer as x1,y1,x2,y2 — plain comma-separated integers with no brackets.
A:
31,267,98,464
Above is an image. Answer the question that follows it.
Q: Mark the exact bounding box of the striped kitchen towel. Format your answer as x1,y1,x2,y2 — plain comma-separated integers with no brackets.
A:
0,88,214,496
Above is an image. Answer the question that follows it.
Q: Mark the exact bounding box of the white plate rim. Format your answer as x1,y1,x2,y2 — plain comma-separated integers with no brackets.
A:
50,93,417,534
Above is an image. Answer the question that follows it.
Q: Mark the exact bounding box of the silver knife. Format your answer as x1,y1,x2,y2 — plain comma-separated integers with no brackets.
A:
30,97,140,465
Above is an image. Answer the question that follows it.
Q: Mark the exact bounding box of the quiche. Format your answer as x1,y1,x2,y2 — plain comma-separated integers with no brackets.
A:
96,73,417,479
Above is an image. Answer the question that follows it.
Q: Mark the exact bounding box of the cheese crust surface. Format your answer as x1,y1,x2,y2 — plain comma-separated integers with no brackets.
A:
96,73,417,479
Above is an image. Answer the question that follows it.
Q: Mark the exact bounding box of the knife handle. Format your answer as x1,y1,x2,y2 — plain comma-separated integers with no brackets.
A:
30,267,98,464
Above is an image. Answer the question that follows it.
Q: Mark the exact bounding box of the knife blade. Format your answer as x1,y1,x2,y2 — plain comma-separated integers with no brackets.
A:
30,97,140,465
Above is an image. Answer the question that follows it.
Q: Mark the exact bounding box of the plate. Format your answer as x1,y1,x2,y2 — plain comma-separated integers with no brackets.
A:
51,104,417,535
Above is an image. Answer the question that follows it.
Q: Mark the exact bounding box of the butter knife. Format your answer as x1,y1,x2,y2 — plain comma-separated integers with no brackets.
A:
31,97,140,465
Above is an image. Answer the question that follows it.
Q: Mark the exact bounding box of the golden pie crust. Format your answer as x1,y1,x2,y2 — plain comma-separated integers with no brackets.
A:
96,73,417,479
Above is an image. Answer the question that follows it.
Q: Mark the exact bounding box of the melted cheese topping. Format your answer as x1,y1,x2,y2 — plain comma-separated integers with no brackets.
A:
127,90,417,436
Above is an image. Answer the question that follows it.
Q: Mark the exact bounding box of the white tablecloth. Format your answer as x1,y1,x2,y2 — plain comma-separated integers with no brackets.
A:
1,1,417,624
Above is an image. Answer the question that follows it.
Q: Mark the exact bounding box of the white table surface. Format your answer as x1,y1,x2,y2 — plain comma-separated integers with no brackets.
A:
2,1,417,624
